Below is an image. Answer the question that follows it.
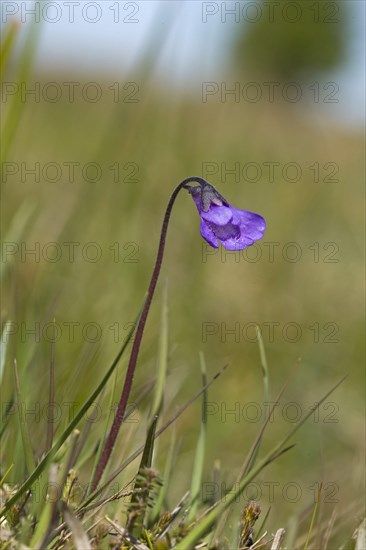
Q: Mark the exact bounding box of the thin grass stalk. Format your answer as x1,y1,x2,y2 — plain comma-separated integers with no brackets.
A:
303,482,323,550
188,352,207,522
45,319,56,453
13,359,35,474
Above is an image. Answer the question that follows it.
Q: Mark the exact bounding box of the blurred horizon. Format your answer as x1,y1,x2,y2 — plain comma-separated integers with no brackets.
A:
2,0,365,127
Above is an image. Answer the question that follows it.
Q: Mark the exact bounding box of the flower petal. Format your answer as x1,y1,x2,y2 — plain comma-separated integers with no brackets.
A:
201,205,233,226
231,208,266,238
208,221,240,241
217,208,266,250
188,184,266,251
220,234,259,250
200,220,219,248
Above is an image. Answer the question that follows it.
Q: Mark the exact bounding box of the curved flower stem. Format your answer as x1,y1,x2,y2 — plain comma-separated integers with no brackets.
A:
91,176,207,491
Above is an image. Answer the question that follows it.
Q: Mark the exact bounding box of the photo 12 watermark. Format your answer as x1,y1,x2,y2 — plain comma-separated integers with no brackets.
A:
201,81,339,104
201,1,340,24
1,1,140,24
201,161,340,184
1,81,141,104
202,480,339,504
1,319,137,344
1,161,140,184
201,241,340,264
1,241,140,264
201,320,340,344
202,399,340,424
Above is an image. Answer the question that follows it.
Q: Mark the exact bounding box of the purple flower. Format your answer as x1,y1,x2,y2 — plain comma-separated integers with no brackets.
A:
188,182,266,250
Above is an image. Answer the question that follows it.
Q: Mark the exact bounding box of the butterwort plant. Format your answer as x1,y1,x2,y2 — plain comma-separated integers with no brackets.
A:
188,181,266,249
92,176,266,489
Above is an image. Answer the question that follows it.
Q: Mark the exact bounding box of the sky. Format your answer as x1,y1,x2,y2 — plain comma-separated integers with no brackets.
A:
2,1,365,126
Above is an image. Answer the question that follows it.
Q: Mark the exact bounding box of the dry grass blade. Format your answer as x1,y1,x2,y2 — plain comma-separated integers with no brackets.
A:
323,507,337,549
270,528,286,549
62,502,92,550
105,516,150,550
354,518,366,550
250,531,268,549
155,490,190,539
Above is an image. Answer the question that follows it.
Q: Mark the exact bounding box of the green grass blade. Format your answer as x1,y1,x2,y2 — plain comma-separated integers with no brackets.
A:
0,464,14,487
45,319,56,453
257,324,270,413
0,201,35,280
1,18,40,162
242,325,271,475
188,352,207,522
0,321,12,384
0,314,139,517
176,447,290,550
31,430,81,548
267,375,347,464
139,416,158,471
303,482,322,550
0,20,19,76
87,397,109,482
240,383,288,481
175,376,346,550
13,359,36,474
256,506,271,539
29,463,59,549
149,426,177,525
211,385,287,545
128,416,159,535
23,430,79,546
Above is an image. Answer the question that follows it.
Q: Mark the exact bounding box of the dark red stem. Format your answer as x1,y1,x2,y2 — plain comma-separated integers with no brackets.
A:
91,176,206,490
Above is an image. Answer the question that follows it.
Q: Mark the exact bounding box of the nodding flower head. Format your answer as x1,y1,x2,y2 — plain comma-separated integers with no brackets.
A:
187,181,266,250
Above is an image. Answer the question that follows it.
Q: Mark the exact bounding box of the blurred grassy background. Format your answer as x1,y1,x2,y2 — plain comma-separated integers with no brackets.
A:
1,1,364,545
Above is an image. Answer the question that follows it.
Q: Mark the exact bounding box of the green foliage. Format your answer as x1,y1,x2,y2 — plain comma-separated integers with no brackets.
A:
236,0,347,79
1,13,364,550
